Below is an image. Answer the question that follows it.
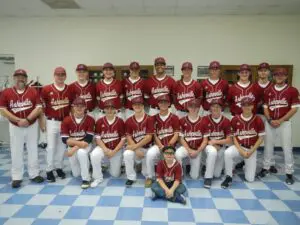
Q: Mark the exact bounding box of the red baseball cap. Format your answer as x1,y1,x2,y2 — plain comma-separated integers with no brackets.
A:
131,96,144,105
273,67,288,76
129,61,140,70
187,99,201,108
157,94,170,103
54,67,66,75
239,64,251,72
258,62,270,71
181,62,193,70
209,61,221,69
210,99,223,107
241,97,254,106
76,64,88,71
103,100,116,108
72,97,86,107
154,57,166,65
103,62,114,70
13,69,27,77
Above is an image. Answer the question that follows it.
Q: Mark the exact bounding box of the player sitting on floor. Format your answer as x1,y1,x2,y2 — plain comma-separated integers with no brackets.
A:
61,97,95,189
151,146,187,205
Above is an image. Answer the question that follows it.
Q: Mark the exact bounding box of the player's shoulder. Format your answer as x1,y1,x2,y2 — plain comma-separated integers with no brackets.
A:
1,87,14,95
85,114,95,123
170,113,179,120
221,115,231,124
220,78,229,85
116,116,125,124
287,85,299,93
42,84,53,90
62,115,72,124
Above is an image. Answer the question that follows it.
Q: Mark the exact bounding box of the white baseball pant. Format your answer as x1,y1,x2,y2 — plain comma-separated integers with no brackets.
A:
123,145,160,181
224,145,257,182
263,121,294,174
46,120,65,172
9,121,40,180
69,144,92,181
204,145,225,179
90,146,122,181
175,146,202,180
125,109,135,120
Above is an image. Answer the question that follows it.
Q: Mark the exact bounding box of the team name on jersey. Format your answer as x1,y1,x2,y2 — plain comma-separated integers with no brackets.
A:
209,131,225,140
126,89,142,100
50,98,69,110
268,98,289,111
151,87,169,98
235,93,255,105
206,90,223,102
100,131,120,143
100,90,117,100
183,131,203,142
235,128,257,140
157,127,174,139
177,91,194,105
133,129,146,142
70,131,86,140
80,93,93,102
10,99,33,113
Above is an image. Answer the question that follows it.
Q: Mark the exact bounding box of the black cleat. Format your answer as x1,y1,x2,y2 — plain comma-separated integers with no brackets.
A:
46,171,56,182
81,180,90,189
56,169,66,179
221,176,232,189
235,161,245,170
269,166,278,174
31,176,44,183
125,179,134,187
11,180,22,188
201,165,206,176
204,178,212,189
257,168,269,178
285,174,294,185
173,194,186,205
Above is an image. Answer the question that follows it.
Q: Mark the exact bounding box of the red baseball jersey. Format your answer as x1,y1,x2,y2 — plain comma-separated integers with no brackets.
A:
125,114,154,147
156,159,182,184
41,84,72,120
180,116,208,149
227,82,260,116
69,81,96,112
253,81,272,114
154,113,180,146
264,84,300,120
96,79,123,110
174,79,202,111
144,75,176,108
231,114,265,148
122,77,145,110
200,79,229,111
0,86,42,126
203,115,231,140
61,114,95,141
95,116,125,150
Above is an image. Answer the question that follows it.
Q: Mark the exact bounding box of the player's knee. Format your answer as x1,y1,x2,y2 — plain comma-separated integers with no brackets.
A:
77,148,88,158
123,150,134,160
207,146,217,158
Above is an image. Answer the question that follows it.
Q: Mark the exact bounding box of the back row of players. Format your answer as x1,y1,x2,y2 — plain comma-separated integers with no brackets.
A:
0,57,299,189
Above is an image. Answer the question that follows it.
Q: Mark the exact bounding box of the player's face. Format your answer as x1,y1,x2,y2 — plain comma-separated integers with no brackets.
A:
132,103,144,114
209,69,221,79
242,104,253,114
274,74,288,85
210,104,222,118
187,105,200,115
104,106,116,116
73,105,86,117
258,69,270,80
103,68,114,80
158,100,170,111
54,73,66,85
155,63,166,75
13,75,27,89
163,150,175,162
238,70,250,82
130,69,140,78
182,68,192,79
77,70,89,82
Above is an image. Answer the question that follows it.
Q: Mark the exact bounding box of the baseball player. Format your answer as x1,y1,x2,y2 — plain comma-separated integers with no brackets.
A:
145,94,180,187
200,61,229,116
41,67,72,182
202,99,232,189
175,99,208,180
221,97,265,188
258,68,300,185
61,97,95,189
90,100,125,187
69,64,96,119
96,63,124,120
0,69,44,188
174,62,202,118
144,57,176,116
122,61,145,120
123,96,155,187
227,64,260,117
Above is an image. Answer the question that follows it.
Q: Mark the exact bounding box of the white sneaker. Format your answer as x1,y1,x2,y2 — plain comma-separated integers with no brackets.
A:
90,179,103,188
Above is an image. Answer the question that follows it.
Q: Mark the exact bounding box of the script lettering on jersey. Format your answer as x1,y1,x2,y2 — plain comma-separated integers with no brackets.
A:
206,90,223,102
101,131,120,143
10,99,33,113
51,98,69,111
177,91,195,105
235,93,255,107
268,98,289,111
151,87,169,98
126,89,142,101
157,127,174,140
235,128,257,140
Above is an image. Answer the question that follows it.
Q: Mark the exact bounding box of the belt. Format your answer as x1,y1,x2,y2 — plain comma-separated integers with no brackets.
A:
47,117,63,121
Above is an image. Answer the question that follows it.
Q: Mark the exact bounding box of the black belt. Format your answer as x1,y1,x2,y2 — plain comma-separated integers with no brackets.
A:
47,117,63,121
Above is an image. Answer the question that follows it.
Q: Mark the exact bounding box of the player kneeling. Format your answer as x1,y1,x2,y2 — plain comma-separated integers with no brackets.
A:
123,97,155,187
221,97,265,189
151,146,187,205
202,99,232,189
61,97,95,189
175,99,208,180
90,100,125,187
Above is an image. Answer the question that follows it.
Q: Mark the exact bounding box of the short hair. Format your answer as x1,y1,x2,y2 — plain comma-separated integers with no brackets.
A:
162,146,176,153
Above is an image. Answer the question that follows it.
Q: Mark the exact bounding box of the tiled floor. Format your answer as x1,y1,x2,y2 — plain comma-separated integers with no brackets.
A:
0,147,300,225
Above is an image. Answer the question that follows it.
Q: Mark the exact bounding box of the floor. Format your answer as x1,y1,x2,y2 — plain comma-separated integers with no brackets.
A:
0,147,300,225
